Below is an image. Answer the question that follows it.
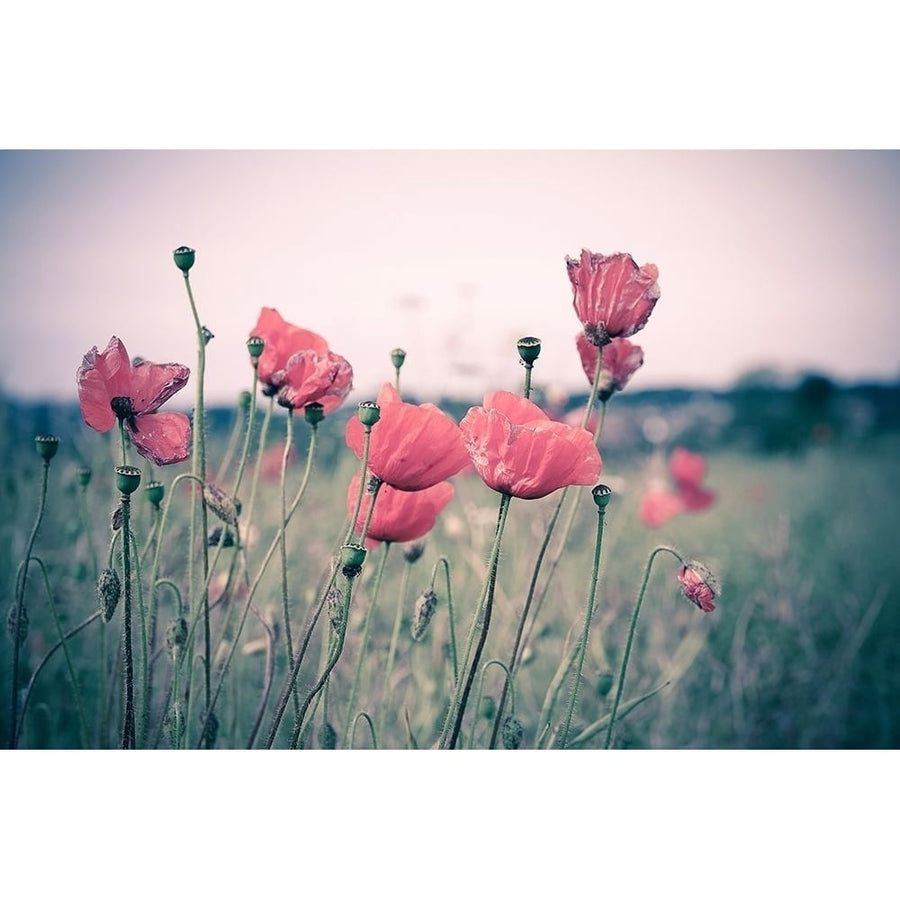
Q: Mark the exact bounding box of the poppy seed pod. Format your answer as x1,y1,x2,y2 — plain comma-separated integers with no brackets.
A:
390,348,407,370
173,246,195,272
357,401,381,429
246,336,265,362
115,465,142,495
75,466,92,488
304,402,325,427
340,543,367,579
145,481,165,509
35,434,60,462
592,484,613,509
516,336,542,366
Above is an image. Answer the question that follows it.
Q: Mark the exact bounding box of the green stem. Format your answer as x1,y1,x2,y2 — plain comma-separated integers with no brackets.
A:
432,557,459,685
523,364,533,399
559,499,608,749
349,712,378,749
120,490,136,749
377,551,415,738
231,369,259,500
343,541,391,746
279,409,301,722
469,659,513,749
441,492,513,749
605,546,684,749
8,458,50,749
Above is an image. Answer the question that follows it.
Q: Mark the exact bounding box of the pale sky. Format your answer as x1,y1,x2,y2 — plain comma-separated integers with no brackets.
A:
1,149,898,406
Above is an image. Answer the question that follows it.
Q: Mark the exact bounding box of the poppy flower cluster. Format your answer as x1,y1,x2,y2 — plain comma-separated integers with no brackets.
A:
249,307,353,415
640,447,716,527
77,336,192,466
567,249,660,348
459,391,602,500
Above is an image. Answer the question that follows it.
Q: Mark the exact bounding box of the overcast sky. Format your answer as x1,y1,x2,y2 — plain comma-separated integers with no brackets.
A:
1,149,898,407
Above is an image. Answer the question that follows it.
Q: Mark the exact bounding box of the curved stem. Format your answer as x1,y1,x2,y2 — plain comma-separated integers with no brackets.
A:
605,546,684,749
469,659,514,749
559,502,608,749
349,712,378,749
377,550,414,738
343,541,391,746
279,409,300,721
8,459,50,748
441,492,513,749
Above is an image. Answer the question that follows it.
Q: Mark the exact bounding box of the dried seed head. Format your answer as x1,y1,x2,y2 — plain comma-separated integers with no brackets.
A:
97,568,122,623
7,604,28,645
318,722,337,749
410,589,438,641
501,716,524,749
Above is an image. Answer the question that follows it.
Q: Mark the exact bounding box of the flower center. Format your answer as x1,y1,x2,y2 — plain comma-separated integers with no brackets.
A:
111,396,134,420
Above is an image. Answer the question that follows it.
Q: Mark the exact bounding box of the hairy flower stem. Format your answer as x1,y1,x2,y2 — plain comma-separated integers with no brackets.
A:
441,492,513,749
559,497,609,749
377,552,416,738
120,491,137,749
280,409,301,722
470,659,513,749
231,369,259,501
432,557,459,685
522,363,534,399
605,546,684,749
342,541,391,746
118,420,128,467
8,456,51,748
180,268,211,734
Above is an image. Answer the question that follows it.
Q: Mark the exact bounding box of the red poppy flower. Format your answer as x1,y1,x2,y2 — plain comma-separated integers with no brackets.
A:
678,562,717,612
576,333,644,401
77,336,192,466
639,489,685,527
347,473,454,546
248,307,330,391
345,383,470,491
459,391,602,500
275,349,353,414
567,249,660,347
669,447,716,511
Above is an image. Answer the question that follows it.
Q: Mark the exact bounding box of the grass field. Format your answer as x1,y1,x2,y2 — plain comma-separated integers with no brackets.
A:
4,394,897,750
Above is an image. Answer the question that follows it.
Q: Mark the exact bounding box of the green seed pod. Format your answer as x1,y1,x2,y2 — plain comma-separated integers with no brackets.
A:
145,480,165,509
501,716,524,750
75,466,92,488
340,543,367,579
7,604,28,645
97,568,122,623
173,245,195,272
304,402,325,427
596,671,615,697
201,325,215,345
34,434,60,462
246,336,265,362
592,484,613,509
410,589,438,641
481,696,496,720
115,465,142,495
516,336,542,366
357,401,381,428
319,721,337,750
390,348,407,370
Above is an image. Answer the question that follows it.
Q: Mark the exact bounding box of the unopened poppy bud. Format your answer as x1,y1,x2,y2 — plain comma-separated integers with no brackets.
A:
166,617,188,655
502,716,524,749
201,710,219,748
357,401,381,429
34,434,60,462
596,671,614,697
340,543,367,579
204,483,239,527
7,604,28,645
365,473,382,494
319,721,337,749
173,245,195,272
517,336,542,366
390,348,407,370
208,526,235,547
238,390,252,412
592,483,613,509
97,568,121,622
327,586,345,631
403,542,425,564
145,480,165,509
304,402,325,426
110,506,123,531
677,560,718,613
410,589,438,641
201,325,215,345
76,466,92,488
246,336,265,362
481,696,496,720
115,465,142,495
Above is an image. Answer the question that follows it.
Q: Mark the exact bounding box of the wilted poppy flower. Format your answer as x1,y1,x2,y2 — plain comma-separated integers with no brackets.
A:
459,391,602,500
248,307,330,392
576,333,644,400
677,561,718,612
567,249,660,347
275,348,354,415
346,383,470,491
77,336,191,466
347,473,454,546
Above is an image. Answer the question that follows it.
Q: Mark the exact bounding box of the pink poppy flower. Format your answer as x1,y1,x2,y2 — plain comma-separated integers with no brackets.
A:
678,562,717,612
347,473,454,546
248,307,330,393
345,383,470,491
567,249,660,347
639,489,685,527
459,391,602,500
576,333,644,401
275,348,354,415
669,447,716,511
77,336,191,466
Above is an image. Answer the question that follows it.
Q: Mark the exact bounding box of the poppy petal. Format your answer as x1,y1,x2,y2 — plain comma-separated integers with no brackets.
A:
128,412,192,466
